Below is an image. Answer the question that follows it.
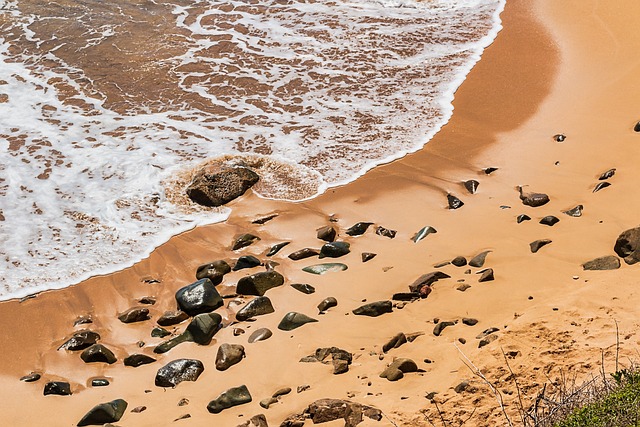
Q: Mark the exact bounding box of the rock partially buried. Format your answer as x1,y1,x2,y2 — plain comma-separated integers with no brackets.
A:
301,347,353,375
375,226,396,238
346,222,373,236
361,252,376,262
433,321,456,336
593,182,611,193
518,186,550,207
469,250,491,268
236,296,275,321
236,271,285,296
540,216,559,226
412,226,437,243
288,248,320,260
319,242,350,258
583,255,621,270
478,268,494,282
447,194,464,209
379,358,418,381
563,205,583,217
267,242,290,257
599,168,616,180
58,330,100,351
302,263,348,275
248,328,272,343
317,297,338,313
195,260,231,284
278,312,318,331
352,301,392,317
77,399,128,426
291,283,316,294
157,310,189,327
301,399,382,425
451,256,467,267
186,165,259,207
316,225,337,242
175,278,223,316
216,344,245,371
20,372,41,382
233,255,262,271
409,271,450,293
154,312,222,353
207,385,252,414
44,381,71,396
155,359,204,388
124,354,156,367
517,214,531,223
117,307,150,324
238,414,269,427
530,239,552,253
81,344,117,364
614,226,640,265
464,180,479,194
232,234,261,251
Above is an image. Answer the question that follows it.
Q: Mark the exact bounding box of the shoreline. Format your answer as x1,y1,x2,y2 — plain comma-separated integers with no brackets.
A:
4,1,640,426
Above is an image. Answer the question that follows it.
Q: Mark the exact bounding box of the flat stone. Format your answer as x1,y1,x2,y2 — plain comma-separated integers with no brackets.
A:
317,297,338,313
382,333,408,353
175,278,223,316
151,327,171,338
291,283,315,294
599,168,616,180
237,271,285,296
530,239,552,253
392,292,420,301
20,372,41,382
345,222,373,236
77,399,127,426
593,182,611,192
408,271,450,293
479,334,498,348
118,307,150,324
138,296,156,305
302,263,348,275
252,213,278,224
540,216,559,226
375,226,396,239
155,359,204,387
462,318,478,326
195,260,231,284
278,312,318,331
216,343,245,371
91,379,109,387
412,226,437,243
232,234,261,251
352,301,392,317
288,248,320,260
81,344,117,364
157,310,189,327
44,381,71,396
236,296,275,321
123,354,156,367
317,225,337,242
451,256,467,267
267,241,290,257
233,255,262,271
248,328,272,343
583,255,621,270
518,187,550,207
361,252,377,263
58,330,100,351
469,251,491,268
319,242,350,258
207,385,252,414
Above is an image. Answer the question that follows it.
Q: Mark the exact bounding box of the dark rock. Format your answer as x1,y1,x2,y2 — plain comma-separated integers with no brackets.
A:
454,381,470,393
457,284,471,292
563,205,583,217
451,256,467,267
530,239,552,253
265,260,279,271
81,344,117,364
352,301,392,317
273,388,292,398
317,297,338,313
131,406,147,413
462,318,478,326
186,166,259,207
375,226,396,238
433,321,456,336
478,268,494,282
232,233,261,251
319,242,350,258
361,252,377,262
583,255,621,270
469,251,491,268
236,271,285,296
118,307,150,324
43,381,71,396
518,187,550,207
233,255,262,271
151,327,171,338
392,292,419,301
302,263,348,274
195,260,231,284
91,379,109,387
207,385,252,414
479,334,498,348
186,312,223,344
383,333,408,353
238,414,269,427
74,315,93,326
155,359,204,387
553,134,566,142
278,312,318,331
216,343,245,371
379,358,418,381
615,226,640,264
540,216,560,226
599,168,616,180
517,214,531,223
408,271,451,293
301,347,352,375
267,242,290,257
291,283,315,294
593,182,611,192
124,354,156,367
288,248,320,260
317,226,337,242
260,397,278,409
346,222,373,236
464,180,479,194
58,330,100,351
447,194,464,209
635,121,640,132
20,372,41,382
248,328,272,343
236,296,275,321
476,327,500,339
433,260,450,268
412,226,437,243
484,167,499,174
77,399,127,426
253,213,278,224
306,399,382,425
175,278,223,316
157,310,189,327
138,296,156,305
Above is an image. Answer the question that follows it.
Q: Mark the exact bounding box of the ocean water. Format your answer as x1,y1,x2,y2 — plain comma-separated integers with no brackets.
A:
0,0,505,299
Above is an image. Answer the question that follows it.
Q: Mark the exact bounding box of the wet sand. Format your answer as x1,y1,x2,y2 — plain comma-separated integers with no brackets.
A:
4,0,640,425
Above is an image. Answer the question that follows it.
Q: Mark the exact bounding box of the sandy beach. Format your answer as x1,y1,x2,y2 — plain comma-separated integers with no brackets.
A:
3,0,640,425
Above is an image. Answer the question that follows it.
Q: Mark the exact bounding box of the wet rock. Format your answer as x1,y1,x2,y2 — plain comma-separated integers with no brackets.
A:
238,414,269,427
352,301,392,317
412,226,437,243
583,255,621,270
91,379,109,387
291,283,315,294
175,278,223,316
635,121,640,132
267,242,290,257
462,318,478,326
316,225,337,242
599,168,616,180
319,242,350,258
317,297,338,313
379,358,418,381
346,222,373,236
484,167,499,174
530,239,552,253
186,312,223,344
615,226,640,264
74,315,93,326
44,381,71,396
81,344,117,364
157,310,189,327
20,372,41,382
237,271,285,296
553,134,566,142
233,255,262,271
155,359,204,387
216,343,245,371
288,248,320,260
248,328,273,343
563,205,583,217
447,194,464,209
593,182,611,193
478,268,494,282
375,226,396,238
302,263,348,275
236,296,275,321
433,321,456,336
186,165,259,207
408,271,451,293
540,216,560,226
518,186,550,207
151,327,171,338
232,234,261,251
195,260,231,284
469,251,491,268
361,252,376,262
517,214,531,223
382,333,407,353
118,307,150,324
77,399,128,426
123,354,156,367
207,385,252,414
253,213,278,224
464,180,480,194
392,292,420,301
278,312,318,331
58,330,100,351
138,296,156,305
451,256,467,267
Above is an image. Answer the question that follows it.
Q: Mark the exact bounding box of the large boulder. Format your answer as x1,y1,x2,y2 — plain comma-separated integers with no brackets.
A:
175,278,223,316
77,399,128,426
614,226,640,265
155,359,204,387
583,255,621,270
186,165,259,207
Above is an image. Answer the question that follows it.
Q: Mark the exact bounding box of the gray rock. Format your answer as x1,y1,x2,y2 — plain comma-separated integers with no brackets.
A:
58,330,100,351
352,301,392,317
540,216,559,226
346,222,373,236
267,242,290,257
464,180,479,194
288,248,320,260
478,268,494,282
233,255,262,271
379,358,418,381
317,297,338,313
583,255,621,270
278,312,318,331
157,310,189,327
408,271,451,293
302,263,348,275
291,283,315,294
518,186,550,207
77,399,127,426
216,343,245,371
236,296,275,321
530,239,552,253
447,194,464,209
195,260,231,284
248,328,273,343
80,344,117,364
615,226,640,264
237,271,285,296
316,226,337,242
433,321,456,336
319,242,350,258
207,385,252,414
469,251,491,268
375,226,396,238
155,359,204,387
361,252,377,262
176,278,223,316
43,381,71,396
118,307,150,324
186,166,259,207
123,354,156,367
232,233,261,251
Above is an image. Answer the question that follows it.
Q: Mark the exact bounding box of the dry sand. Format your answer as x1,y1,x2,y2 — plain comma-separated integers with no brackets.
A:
3,0,640,425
